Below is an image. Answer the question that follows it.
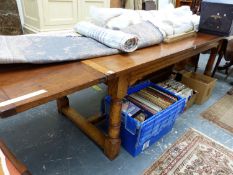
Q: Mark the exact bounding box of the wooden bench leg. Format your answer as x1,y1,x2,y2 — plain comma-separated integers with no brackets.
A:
212,39,228,77
204,48,218,76
204,40,225,76
0,140,31,175
212,53,224,77
104,76,129,160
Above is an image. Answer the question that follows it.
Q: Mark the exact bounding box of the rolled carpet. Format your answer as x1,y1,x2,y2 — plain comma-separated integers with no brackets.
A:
121,21,163,49
74,21,139,52
0,22,163,64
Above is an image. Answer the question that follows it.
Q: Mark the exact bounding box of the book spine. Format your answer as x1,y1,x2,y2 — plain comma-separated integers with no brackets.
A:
138,90,171,109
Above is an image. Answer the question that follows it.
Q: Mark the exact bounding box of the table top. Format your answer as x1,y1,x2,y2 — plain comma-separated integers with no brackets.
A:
0,33,223,118
83,33,223,78
0,62,105,117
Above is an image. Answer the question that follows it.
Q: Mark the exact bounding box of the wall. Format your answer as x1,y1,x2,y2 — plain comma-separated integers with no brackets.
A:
0,0,22,34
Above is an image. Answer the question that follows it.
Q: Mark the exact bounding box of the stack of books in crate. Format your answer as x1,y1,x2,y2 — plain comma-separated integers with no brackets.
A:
122,85,178,123
158,79,194,103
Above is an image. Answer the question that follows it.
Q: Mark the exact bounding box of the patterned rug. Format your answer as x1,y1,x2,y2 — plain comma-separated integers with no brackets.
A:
143,129,233,175
202,94,233,133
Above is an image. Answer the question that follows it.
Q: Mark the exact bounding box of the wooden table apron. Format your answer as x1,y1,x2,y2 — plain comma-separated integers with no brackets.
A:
0,33,223,160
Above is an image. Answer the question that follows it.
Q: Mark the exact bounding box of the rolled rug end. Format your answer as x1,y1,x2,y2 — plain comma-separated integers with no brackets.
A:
121,36,139,53
74,21,139,52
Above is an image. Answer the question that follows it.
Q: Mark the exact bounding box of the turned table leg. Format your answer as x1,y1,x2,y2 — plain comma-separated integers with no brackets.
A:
57,96,69,113
104,76,129,160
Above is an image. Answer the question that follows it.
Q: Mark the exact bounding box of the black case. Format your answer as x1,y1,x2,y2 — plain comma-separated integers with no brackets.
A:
199,0,233,36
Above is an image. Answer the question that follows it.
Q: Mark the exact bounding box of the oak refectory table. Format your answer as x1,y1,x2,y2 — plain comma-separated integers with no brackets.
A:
0,33,223,160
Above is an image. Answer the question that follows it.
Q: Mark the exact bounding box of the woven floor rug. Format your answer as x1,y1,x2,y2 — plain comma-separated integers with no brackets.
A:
143,129,233,175
202,94,233,133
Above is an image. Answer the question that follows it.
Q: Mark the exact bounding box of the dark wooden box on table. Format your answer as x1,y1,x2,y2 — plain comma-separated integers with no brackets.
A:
199,0,233,36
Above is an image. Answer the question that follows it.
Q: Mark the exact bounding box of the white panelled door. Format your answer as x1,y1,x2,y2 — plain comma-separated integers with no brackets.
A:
42,0,78,26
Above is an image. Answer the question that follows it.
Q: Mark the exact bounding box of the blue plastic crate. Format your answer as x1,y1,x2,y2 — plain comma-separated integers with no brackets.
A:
104,81,186,157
